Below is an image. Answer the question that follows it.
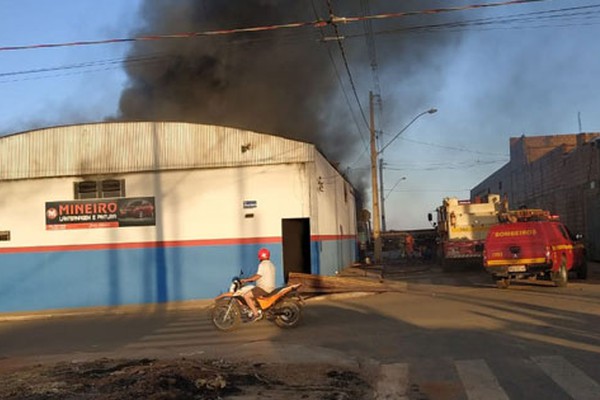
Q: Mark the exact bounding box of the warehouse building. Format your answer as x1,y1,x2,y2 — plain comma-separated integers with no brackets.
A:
0,122,358,313
471,133,600,260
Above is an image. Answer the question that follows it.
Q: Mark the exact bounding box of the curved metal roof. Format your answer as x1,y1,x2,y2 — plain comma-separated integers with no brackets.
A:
0,122,315,180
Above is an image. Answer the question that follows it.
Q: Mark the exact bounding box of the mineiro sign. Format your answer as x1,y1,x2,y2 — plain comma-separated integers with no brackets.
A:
45,197,156,230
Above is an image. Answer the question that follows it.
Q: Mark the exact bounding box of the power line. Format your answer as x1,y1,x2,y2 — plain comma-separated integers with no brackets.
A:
397,136,509,156
310,0,368,151
384,160,507,171
326,0,370,133
343,4,600,38
0,0,558,52
388,188,473,193
1,3,592,83
0,53,168,81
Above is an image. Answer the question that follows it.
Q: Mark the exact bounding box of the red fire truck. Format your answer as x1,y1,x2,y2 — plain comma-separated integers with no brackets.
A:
429,194,506,271
483,209,587,288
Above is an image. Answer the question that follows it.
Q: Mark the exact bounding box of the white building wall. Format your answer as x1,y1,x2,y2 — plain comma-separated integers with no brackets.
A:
0,122,357,313
157,163,311,240
313,152,357,274
0,164,310,248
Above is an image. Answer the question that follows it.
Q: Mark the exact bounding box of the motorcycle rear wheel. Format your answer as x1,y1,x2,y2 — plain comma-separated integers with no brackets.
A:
211,300,241,331
274,300,302,328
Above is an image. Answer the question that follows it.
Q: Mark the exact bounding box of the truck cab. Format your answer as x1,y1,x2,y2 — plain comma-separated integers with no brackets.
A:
431,194,506,270
483,209,586,288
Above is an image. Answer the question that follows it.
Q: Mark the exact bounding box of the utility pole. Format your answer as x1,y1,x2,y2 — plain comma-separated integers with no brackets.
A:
379,158,386,232
370,91,382,263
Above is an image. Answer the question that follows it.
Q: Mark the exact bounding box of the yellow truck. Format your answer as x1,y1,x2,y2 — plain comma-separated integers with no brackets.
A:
429,194,506,271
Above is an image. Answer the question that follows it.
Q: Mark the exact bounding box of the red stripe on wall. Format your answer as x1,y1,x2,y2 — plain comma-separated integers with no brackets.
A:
0,237,282,254
0,234,357,255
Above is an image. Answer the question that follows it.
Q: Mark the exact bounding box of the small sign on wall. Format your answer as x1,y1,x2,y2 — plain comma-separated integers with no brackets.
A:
45,197,156,230
243,200,257,209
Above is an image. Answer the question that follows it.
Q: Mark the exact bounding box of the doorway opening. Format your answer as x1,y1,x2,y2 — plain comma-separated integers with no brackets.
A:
281,218,311,281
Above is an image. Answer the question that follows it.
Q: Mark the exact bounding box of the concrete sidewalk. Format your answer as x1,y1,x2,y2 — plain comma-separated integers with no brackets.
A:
0,281,394,322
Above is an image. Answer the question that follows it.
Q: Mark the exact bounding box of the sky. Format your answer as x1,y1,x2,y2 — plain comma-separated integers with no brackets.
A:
1,0,600,230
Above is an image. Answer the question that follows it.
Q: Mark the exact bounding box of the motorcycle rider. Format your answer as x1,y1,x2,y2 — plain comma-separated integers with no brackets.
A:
240,248,276,321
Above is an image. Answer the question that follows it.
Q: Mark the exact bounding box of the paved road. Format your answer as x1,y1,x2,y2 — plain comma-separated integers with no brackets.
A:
1,262,599,399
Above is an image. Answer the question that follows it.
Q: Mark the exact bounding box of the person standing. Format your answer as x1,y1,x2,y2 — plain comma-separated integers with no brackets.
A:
405,233,415,259
241,248,276,321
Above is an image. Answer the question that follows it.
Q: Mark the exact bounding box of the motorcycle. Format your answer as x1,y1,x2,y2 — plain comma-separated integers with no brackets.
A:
210,277,304,331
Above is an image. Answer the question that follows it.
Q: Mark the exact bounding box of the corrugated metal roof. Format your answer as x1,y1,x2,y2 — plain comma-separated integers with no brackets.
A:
0,122,315,180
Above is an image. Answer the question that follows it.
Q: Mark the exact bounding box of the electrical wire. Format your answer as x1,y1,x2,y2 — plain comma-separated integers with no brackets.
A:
350,156,508,172
310,0,368,152
0,53,172,84
2,3,594,83
384,160,507,171
397,136,509,156
0,0,559,52
343,4,600,38
326,0,370,133
386,188,473,194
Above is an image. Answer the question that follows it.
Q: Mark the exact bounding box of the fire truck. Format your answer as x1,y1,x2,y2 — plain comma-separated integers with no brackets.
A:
484,208,587,288
428,194,506,270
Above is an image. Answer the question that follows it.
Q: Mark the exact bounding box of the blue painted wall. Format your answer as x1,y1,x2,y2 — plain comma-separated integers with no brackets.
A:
0,243,285,313
318,238,357,276
0,238,354,313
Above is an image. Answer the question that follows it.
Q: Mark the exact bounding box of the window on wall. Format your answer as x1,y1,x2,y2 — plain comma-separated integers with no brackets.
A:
0,231,10,241
74,179,125,199
101,179,125,198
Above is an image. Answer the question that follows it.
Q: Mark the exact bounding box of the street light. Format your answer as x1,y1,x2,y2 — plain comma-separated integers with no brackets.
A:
378,108,437,155
381,174,405,232
371,108,437,250
385,176,406,201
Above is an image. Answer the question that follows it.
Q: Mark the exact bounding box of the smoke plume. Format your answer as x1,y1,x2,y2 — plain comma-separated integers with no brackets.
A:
117,0,459,176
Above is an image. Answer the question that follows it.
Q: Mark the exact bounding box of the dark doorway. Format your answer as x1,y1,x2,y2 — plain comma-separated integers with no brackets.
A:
282,218,311,281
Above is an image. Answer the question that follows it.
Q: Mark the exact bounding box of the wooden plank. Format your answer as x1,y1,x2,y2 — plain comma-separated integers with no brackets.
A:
288,272,404,294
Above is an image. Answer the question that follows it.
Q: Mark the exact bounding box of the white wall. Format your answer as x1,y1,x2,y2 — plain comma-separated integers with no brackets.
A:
312,152,358,274
313,152,357,236
0,163,310,248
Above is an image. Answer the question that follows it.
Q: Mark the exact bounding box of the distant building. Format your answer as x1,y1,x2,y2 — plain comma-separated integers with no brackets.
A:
472,133,600,260
0,122,357,313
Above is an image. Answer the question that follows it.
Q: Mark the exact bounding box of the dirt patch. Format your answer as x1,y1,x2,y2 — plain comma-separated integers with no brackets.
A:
0,358,373,399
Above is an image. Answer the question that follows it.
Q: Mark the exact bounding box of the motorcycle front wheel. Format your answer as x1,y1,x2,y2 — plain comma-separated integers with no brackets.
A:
211,299,241,331
273,300,302,328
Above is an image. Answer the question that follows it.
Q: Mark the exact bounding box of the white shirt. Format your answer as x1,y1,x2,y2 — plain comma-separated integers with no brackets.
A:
256,259,276,292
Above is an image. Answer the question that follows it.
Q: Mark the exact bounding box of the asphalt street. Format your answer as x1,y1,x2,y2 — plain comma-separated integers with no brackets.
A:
1,262,599,399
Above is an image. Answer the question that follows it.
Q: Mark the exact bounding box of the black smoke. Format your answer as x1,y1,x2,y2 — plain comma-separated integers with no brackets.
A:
117,0,458,175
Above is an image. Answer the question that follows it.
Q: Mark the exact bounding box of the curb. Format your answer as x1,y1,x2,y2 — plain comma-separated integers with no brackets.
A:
305,291,381,302
0,299,213,322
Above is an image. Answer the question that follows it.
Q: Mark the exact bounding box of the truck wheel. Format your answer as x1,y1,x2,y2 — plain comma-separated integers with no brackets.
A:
495,278,510,289
576,260,588,280
552,259,568,287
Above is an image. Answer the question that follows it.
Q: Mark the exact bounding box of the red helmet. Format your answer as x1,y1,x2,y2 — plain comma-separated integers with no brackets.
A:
258,248,270,261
